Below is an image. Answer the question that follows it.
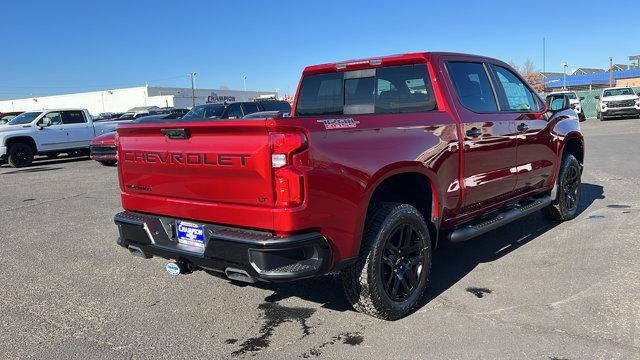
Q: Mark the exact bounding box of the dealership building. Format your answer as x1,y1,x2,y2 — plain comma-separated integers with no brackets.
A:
0,86,278,115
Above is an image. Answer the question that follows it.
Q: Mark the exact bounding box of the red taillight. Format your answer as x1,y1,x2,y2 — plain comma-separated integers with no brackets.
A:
270,132,307,208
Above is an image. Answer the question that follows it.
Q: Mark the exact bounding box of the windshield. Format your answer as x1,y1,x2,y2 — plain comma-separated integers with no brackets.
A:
7,111,42,125
603,88,635,97
182,104,226,120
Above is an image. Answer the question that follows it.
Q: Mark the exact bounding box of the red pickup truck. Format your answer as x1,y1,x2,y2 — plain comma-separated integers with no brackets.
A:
114,52,583,320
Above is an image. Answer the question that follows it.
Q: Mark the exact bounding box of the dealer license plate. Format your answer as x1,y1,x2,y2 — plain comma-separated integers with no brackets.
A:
176,220,206,249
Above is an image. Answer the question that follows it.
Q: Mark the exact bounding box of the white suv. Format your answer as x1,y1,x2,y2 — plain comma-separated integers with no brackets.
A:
596,87,640,121
549,90,586,121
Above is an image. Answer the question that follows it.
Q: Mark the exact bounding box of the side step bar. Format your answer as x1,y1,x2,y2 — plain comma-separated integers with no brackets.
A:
448,195,553,243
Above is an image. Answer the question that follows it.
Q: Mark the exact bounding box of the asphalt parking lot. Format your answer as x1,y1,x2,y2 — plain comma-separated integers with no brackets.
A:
1,118,639,359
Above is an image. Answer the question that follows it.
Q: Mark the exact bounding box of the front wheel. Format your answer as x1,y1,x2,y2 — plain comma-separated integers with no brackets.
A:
7,143,34,168
543,154,582,221
341,202,431,320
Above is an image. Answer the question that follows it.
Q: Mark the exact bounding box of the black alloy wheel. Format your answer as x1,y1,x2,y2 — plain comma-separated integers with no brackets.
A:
381,224,425,302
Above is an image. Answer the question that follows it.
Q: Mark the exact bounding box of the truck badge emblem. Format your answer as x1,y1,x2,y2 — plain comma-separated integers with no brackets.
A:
317,118,360,130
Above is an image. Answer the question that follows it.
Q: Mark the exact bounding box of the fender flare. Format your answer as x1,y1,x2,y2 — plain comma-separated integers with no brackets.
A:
350,162,442,256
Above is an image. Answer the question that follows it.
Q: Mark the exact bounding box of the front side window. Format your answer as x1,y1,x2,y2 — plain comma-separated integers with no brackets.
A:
447,62,498,113
44,112,63,125
492,66,537,112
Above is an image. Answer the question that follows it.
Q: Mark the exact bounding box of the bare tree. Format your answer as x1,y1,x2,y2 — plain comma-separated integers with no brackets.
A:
510,58,544,92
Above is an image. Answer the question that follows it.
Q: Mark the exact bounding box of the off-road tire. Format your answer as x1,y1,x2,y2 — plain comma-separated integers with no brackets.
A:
341,202,431,320
7,143,34,168
543,154,581,221
579,113,586,122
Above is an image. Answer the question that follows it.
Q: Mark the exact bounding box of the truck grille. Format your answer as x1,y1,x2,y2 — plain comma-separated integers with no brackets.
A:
608,100,635,108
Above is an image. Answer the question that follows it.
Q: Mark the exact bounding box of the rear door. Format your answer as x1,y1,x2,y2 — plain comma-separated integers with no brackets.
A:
488,64,555,193
61,110,94,148
445,60,519,212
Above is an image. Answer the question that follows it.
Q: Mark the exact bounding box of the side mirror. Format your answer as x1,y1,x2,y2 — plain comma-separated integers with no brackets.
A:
594,95,600,100
546,94,571,113
579,96,585,101
38,117,52,129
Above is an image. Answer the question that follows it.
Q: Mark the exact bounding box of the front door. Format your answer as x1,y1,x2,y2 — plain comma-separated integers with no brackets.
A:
445,61,519,213
488,64,556,194
35,111,67,151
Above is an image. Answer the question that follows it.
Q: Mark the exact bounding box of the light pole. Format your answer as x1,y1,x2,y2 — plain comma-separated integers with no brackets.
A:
190,72,197,107
561,62,568,89
242,75,247,92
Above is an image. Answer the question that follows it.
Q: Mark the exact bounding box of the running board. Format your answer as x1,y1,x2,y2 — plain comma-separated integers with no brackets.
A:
448,195,553,243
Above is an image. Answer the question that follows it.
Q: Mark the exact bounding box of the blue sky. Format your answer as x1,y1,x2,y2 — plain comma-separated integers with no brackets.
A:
2,0,638,100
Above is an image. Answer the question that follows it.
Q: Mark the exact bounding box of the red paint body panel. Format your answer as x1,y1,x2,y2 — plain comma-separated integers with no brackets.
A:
116,52,583,266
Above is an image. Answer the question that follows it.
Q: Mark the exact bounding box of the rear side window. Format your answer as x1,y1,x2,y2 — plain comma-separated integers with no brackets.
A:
295,64,436,116
446,62,498,113
375,64,436,114
61,111,86,124
492,66,537,112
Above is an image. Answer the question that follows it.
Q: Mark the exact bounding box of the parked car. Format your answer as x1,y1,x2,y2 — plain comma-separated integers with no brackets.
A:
93,112,125,122
595,87,640,121
160,108,190,117
548,90,585,121
181,101,291,121
89,131,118,166
0,111,23,124
89,112,188,166
114,52,583,320
0,109,131,167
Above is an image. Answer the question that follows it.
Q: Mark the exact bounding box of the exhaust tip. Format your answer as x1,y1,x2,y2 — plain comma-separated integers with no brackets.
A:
128,245,152,259
225,267,257,283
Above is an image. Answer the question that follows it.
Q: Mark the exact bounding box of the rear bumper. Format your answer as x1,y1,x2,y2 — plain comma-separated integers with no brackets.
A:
114,211,332,282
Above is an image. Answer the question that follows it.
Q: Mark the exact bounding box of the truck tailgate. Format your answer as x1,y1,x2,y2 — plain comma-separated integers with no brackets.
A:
117,120,274,208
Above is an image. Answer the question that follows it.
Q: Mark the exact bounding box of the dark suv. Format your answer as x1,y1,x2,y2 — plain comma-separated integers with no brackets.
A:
181,101,291,120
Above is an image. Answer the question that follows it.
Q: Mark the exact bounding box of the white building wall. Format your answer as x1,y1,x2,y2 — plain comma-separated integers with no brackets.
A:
0,86,277,115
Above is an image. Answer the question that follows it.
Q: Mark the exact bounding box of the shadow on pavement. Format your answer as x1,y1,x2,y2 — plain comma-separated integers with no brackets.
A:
0,155,91,170
221,183,605,315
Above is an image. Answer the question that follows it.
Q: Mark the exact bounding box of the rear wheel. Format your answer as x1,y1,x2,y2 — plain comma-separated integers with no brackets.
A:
543,154,581,221
341,202,431,320
7,143,34,168
579,113,586,122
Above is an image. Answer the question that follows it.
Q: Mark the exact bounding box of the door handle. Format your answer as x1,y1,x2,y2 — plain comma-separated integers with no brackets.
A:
465,127,482,138
517,123,529,132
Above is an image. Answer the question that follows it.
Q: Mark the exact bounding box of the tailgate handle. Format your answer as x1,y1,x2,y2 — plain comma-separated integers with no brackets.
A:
161,128,190,139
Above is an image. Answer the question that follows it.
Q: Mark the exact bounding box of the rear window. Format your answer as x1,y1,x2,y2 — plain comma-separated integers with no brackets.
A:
295,64,436,117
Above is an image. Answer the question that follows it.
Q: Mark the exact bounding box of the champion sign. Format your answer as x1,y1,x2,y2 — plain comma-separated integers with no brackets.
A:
176,221,205,248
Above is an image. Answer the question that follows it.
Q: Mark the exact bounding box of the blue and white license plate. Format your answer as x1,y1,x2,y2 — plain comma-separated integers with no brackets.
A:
176,220,206,249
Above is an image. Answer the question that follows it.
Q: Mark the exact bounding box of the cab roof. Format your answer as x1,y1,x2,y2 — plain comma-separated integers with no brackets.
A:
302,52,506,76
